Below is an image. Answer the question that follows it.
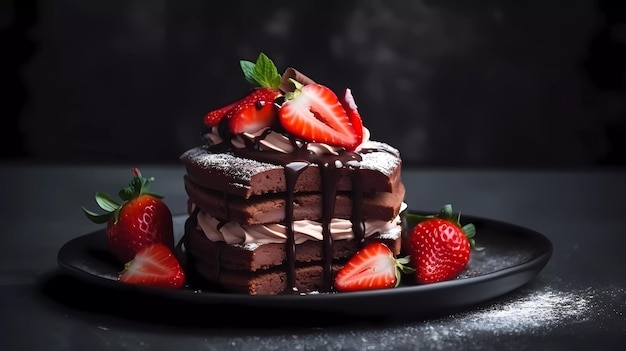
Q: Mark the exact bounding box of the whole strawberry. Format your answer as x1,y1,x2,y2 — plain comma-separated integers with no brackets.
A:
82,168,174,263
405,204,477,284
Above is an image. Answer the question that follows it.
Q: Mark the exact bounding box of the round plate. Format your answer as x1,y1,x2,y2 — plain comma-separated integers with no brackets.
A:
57,212,552,321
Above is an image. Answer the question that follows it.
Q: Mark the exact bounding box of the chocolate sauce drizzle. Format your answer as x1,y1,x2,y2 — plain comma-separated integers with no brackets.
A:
208,131,369,294
284,161,309,293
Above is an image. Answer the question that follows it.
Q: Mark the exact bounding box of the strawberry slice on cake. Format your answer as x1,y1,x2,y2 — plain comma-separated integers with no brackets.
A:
279,80,363,150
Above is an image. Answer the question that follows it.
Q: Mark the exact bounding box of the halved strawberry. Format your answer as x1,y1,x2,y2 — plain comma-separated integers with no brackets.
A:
334,242,413,292
203,88,281,134
339,88,364,144
279,81,362,150
228,88,281,134
203,53,283,134
204,100,239,128
118,243,186,290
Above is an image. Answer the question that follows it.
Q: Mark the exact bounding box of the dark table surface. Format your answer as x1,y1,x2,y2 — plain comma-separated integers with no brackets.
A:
1,163,625,351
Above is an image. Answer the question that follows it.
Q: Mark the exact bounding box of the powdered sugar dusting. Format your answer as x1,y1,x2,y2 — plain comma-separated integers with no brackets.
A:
359,141,402,176
375,226,402,240
200,282,624,350
181,146,281,181
455,286,591,334
218,284,624,350
181,141,401,181
234,242,263,251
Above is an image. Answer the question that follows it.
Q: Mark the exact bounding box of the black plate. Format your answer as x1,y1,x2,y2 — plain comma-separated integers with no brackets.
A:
57,212,552,320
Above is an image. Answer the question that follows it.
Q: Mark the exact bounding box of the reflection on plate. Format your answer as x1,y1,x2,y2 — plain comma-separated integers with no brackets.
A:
57,211,552,320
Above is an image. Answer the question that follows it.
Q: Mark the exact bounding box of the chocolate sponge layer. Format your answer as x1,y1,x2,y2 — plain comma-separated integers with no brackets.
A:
187,227,403,295
180,141,403,199
184,175,405,225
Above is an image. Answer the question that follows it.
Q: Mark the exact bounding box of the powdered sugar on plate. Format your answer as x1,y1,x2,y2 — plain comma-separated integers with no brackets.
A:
446,285,591,335
230,281,624,350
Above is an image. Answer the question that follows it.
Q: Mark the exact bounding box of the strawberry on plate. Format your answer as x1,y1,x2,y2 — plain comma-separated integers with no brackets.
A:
279,80,363,150
334,242,414,292
82,168,174,263
118,243,186,290
405,204,477,284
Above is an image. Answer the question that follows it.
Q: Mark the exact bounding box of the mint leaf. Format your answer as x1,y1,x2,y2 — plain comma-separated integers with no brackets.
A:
240,60,258,86
254,53,281,88
239,52,281,89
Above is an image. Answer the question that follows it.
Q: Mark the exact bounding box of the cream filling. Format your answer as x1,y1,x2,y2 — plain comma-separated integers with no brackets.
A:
196,202,406,245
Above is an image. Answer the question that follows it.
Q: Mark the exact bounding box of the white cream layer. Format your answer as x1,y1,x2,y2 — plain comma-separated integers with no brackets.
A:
195,202,406,246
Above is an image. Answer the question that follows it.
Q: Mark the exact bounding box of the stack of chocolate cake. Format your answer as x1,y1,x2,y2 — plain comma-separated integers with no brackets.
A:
179,54,406,295
180,140,405,295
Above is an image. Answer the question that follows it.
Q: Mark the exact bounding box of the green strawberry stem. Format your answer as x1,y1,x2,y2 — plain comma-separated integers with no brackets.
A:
283,78,304,101
82,168,163,225
405,204,479,250
395,255,415,274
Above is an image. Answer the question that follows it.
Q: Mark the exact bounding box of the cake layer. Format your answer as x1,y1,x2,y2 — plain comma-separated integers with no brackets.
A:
184,175,405,225
187,226,402,272
180,140,402,199
188,227,403,295
193,261,342,295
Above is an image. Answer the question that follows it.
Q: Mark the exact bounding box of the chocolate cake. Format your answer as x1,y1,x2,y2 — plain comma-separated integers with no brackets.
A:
179,53,406,295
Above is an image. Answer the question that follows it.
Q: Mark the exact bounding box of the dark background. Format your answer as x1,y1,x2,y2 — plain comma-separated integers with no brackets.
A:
2,0,625,167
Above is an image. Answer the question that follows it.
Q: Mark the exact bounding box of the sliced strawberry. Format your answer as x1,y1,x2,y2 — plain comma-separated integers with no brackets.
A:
340,88,364,145
118,243,186,290
279,82,361,150
334,242,413,292
203,88,281,134
204,100,239,128
228,88,281,134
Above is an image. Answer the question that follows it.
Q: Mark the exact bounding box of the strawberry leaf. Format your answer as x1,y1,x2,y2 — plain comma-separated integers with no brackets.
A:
439,204,454,220
81,207,110,224
118,170,157,201
396,255,415,274
404,212,435,226
119,187,133,201
462,223,484,251
462,223,476,239
95,192,120,212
